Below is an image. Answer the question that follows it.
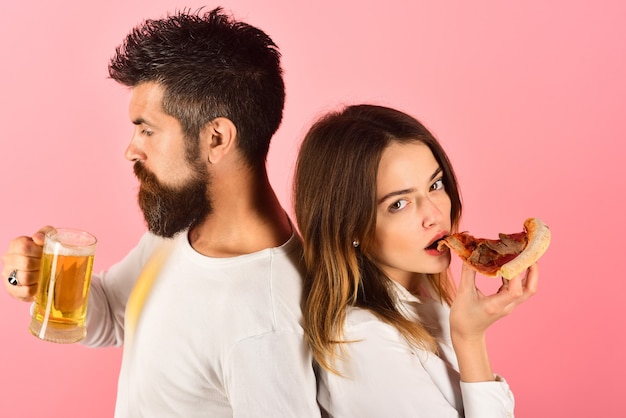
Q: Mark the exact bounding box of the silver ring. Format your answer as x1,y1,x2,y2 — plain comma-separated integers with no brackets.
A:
7,270,18,286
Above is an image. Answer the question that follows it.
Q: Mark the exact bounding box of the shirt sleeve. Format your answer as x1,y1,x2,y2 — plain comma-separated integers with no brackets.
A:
225,331,321,418
81,232,160,348
460,376,515,418
318,311,514,418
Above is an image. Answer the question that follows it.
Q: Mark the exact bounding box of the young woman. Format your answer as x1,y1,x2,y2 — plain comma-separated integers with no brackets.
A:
294,104,538,417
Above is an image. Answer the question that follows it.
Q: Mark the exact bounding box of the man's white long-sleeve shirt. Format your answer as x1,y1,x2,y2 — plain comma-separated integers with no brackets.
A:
83,231,320,418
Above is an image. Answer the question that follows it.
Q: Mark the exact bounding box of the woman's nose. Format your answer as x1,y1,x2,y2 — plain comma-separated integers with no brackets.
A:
420,197,443,228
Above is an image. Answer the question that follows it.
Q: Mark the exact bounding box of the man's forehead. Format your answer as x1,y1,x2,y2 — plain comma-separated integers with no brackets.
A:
129,82,165,122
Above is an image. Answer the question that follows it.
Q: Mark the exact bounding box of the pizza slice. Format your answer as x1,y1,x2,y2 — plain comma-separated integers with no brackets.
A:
437,218,551,279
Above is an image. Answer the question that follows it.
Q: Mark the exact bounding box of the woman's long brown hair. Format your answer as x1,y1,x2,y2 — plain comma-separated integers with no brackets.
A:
294,104,462,373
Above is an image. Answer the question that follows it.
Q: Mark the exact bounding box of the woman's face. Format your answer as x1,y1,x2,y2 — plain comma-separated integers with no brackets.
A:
372,141,452,288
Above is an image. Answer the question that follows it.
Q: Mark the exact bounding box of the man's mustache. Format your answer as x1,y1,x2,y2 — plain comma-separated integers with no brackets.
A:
133,162,162,194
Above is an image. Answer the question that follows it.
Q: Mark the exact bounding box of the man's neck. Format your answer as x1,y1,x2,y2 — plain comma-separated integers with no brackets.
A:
188,171,292,258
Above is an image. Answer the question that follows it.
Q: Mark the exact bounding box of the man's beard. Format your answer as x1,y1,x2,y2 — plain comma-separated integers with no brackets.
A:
133,161,212,238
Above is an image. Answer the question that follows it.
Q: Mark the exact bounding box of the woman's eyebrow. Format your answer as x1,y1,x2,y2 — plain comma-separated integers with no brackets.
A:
377,167,443,204
430,167,443,181
378,188,416,204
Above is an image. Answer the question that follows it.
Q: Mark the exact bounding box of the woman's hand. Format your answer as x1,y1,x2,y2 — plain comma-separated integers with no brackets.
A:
450,262,539,341
449,262,539,382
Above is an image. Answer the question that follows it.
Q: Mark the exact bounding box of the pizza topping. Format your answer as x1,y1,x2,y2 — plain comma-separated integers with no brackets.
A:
482,232,527,255
462,232,527,268
467,246,519,270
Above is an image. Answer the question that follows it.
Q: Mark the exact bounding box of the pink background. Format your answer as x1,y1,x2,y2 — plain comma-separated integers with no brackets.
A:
1,1,624,416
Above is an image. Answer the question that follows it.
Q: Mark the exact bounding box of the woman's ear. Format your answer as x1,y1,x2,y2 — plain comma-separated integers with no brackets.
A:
202,117,237,164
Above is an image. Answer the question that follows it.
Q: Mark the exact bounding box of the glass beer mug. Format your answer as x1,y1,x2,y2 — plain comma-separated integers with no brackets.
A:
29,228,97,343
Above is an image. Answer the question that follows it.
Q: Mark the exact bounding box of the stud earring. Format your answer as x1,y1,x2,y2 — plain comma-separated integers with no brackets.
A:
352,240,360,248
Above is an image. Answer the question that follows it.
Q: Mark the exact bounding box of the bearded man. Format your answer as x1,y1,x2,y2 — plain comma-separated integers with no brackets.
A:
1,8,320,418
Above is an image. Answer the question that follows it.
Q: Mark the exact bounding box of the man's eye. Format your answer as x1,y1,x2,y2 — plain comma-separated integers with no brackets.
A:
430,178,444,191
141,129,153,137
389,199,408,212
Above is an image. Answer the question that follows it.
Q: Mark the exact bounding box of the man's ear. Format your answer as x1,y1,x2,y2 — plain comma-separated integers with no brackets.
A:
202,117,237,164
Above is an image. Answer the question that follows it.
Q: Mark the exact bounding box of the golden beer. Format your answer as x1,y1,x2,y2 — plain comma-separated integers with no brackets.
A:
29,228,96,343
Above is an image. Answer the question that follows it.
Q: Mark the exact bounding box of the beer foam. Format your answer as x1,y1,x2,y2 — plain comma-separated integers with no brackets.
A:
43,243,95,257
44,229,96,256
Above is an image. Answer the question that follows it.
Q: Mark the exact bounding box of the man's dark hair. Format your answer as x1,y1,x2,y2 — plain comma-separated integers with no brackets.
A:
109,7,285,168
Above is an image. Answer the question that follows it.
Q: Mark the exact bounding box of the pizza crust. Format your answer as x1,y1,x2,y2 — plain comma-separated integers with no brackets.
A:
499,218,551,279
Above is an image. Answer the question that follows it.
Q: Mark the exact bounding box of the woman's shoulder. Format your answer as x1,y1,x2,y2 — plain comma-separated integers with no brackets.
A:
345,306,379,324
340,307,415,356
344,307,397,335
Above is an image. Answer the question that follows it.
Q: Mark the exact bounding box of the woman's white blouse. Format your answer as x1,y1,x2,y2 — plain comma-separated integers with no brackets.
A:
317,281,515,418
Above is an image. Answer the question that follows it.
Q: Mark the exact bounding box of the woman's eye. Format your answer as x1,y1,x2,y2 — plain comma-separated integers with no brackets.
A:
389,199,409,212
141,129,153,137
430,178,444,191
